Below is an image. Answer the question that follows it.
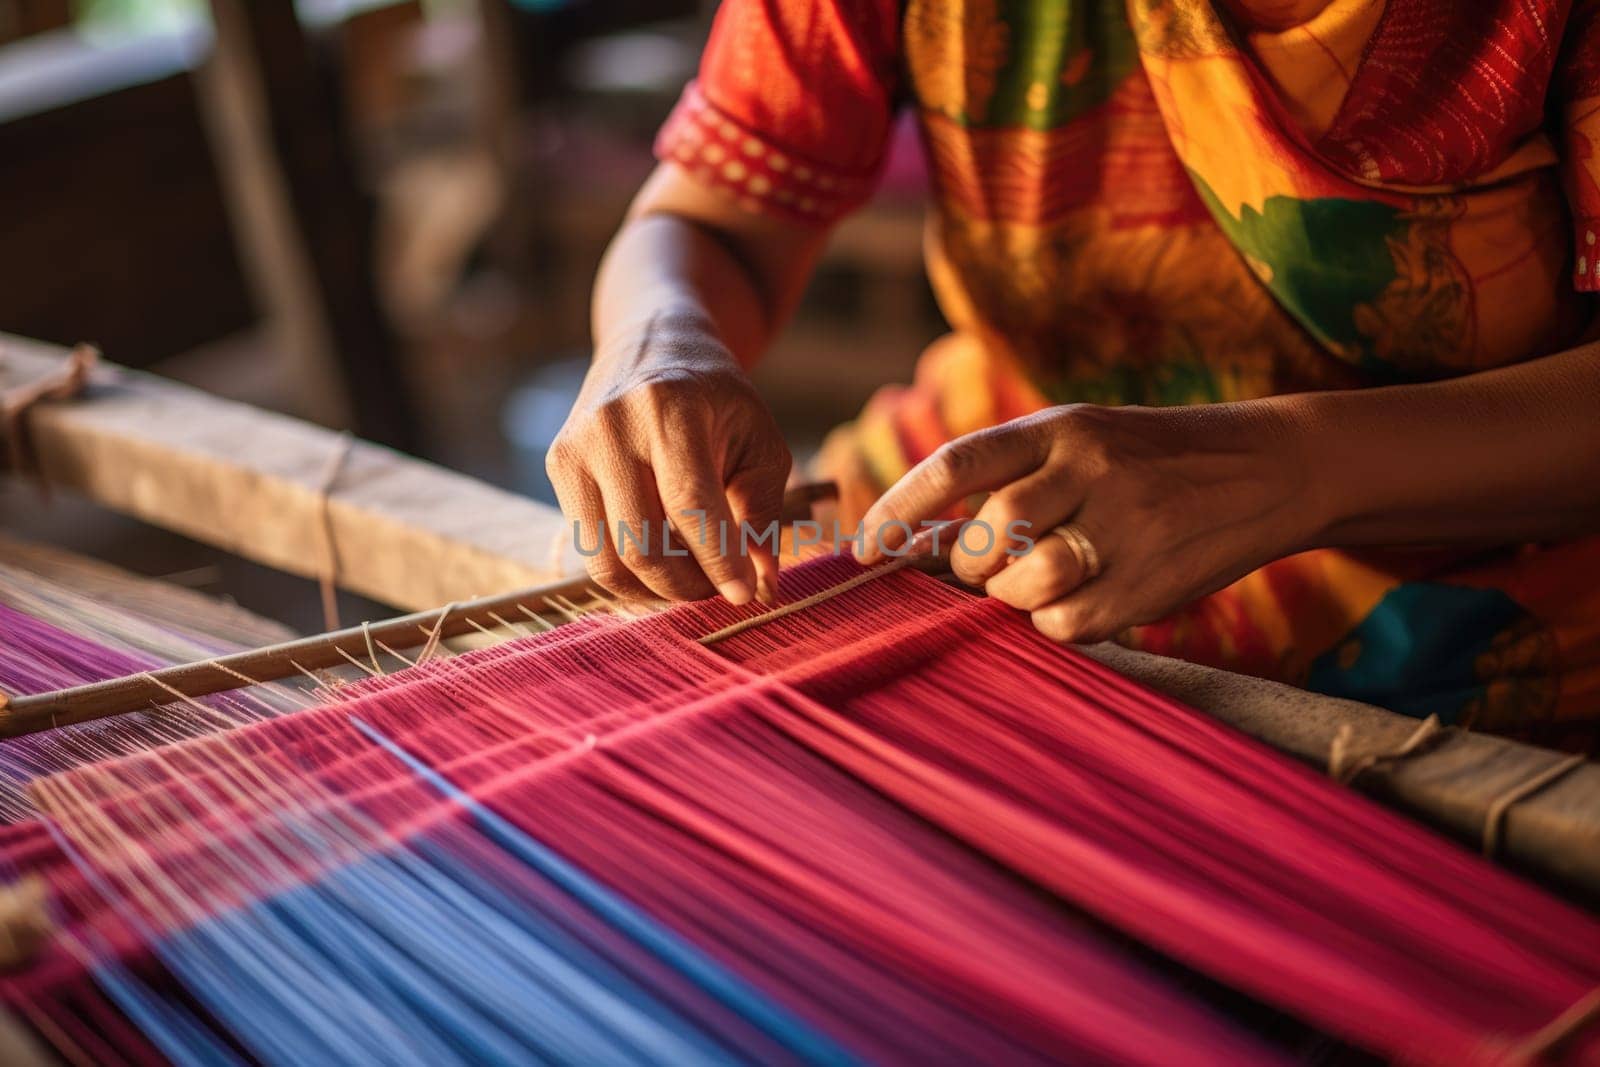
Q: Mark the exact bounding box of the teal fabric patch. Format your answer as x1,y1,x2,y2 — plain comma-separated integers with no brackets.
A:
1307,582,1530,723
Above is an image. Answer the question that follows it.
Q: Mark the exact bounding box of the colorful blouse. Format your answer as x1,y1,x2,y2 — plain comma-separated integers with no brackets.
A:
656,0,1600,746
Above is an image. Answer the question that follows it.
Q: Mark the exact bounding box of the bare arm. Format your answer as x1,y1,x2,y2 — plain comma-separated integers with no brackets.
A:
592,165,825,367
1295,342,1600,547
549,164,829,604
856,343,1600,643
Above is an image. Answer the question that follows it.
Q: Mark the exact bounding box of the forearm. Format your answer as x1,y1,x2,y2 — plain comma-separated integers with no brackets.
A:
592,214,770,367
591,165,825,370
1281,343,1600,548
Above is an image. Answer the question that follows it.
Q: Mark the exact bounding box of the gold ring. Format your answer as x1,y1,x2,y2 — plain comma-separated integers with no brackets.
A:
1050,522,1102,581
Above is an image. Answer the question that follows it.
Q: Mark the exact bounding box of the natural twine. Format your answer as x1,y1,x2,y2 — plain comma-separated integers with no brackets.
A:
1481,752,1587,859
1328,714,1443,786
0,344,99,495
313,432,355,632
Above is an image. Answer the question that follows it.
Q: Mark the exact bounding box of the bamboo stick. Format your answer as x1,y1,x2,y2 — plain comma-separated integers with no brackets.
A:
0,574,603,737
0,481,839,736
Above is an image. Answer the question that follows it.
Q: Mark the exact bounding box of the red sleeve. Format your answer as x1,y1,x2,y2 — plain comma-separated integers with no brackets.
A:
1558,0,1600,291
655,0,902,226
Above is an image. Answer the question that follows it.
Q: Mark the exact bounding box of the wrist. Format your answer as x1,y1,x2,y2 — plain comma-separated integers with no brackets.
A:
1217,394,1334,557
1256,391,1353,552
593,303,739,376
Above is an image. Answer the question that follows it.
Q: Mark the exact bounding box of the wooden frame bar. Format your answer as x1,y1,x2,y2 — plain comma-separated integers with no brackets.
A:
1088,644,1600,898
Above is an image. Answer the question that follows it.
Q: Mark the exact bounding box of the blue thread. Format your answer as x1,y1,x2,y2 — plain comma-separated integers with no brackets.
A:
350,715,857,1066
56,800,750,1064
77,929,249,1067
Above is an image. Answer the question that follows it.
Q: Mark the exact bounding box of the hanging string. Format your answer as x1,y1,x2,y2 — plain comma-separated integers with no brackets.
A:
415,603,456,666
0,344,98,496
312,432,355,632
1481,752,1587,858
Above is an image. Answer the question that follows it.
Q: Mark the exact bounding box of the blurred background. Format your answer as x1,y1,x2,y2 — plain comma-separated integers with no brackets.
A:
0,0,943,626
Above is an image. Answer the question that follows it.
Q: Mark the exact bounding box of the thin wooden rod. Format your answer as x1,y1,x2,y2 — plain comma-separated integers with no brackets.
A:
0,575,602,738
0,481,838,738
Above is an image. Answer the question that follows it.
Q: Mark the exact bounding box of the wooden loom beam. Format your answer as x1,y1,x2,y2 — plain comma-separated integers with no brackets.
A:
1088,644,1600,898
0,334,573,610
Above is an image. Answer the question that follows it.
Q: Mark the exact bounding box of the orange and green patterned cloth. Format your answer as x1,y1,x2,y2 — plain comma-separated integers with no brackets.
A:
656,0,1600,745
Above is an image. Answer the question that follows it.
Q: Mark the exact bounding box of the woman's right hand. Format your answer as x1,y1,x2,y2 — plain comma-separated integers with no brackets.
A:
547,310,792,606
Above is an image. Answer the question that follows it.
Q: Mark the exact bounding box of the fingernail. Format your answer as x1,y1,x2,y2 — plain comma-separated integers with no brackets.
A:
755,577,776,605
718,579,753,606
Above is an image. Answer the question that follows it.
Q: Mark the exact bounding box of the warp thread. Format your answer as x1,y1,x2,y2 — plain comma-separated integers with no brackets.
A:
5,557,1600,1066
0,345,99,498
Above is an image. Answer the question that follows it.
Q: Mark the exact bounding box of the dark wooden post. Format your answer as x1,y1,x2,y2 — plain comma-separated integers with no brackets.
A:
207,0,424,453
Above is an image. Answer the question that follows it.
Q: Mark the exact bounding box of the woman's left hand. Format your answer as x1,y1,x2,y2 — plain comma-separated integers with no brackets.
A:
855,402,1317,643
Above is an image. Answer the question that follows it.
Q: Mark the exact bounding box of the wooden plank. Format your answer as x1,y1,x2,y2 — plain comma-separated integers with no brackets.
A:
1087,643,1600,898
0,335,575,611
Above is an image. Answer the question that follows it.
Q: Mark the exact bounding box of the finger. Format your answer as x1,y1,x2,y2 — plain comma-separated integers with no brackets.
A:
1030,588,1123,645
658,447,761,606
952,466,1082,586
1025,511,1119,643
907,519,960,567
726,462,789,604
599,466,715,601
551,468,656,601
857,425,1048,564
985,525,1095,611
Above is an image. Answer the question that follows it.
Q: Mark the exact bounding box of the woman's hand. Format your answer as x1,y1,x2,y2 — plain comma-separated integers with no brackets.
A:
855,402,1314,642
548,310,791,605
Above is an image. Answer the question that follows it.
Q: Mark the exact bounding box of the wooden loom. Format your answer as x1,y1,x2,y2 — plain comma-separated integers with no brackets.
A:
2,329,1598,911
